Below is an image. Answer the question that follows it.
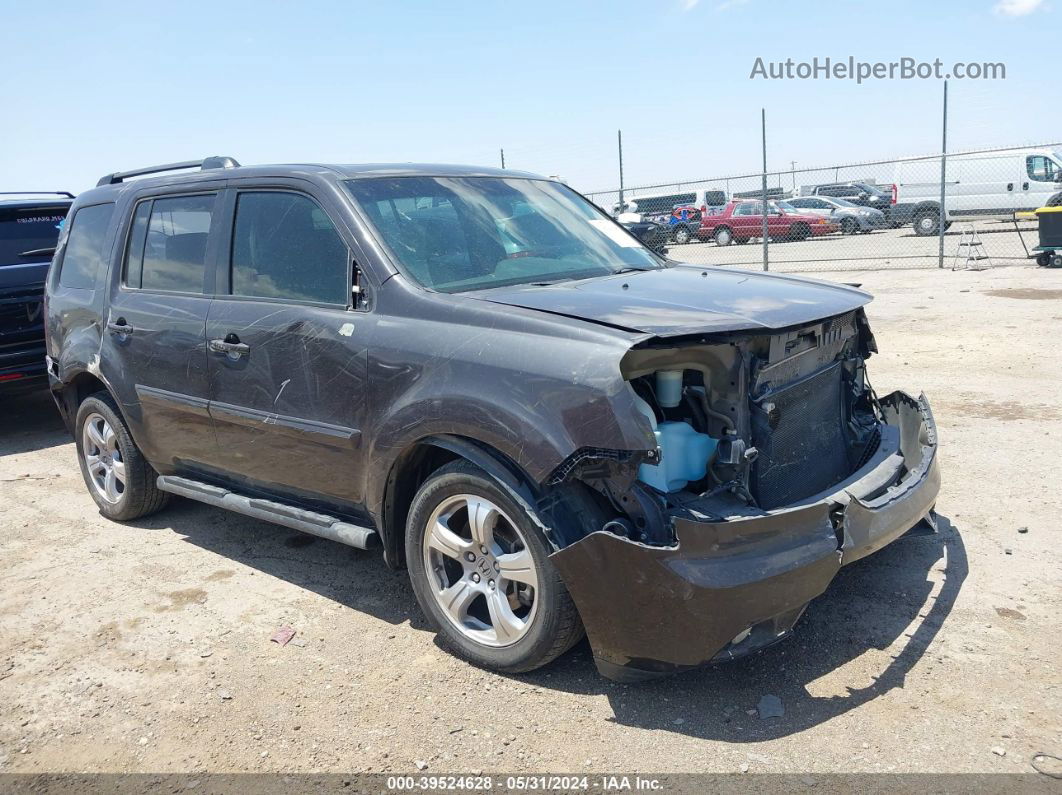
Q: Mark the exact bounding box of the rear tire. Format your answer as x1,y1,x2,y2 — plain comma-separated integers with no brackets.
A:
714,227,733,246
74,392,168,521
913,209,940,236
405,460,583,673
791,223,810,241
672,225,691,245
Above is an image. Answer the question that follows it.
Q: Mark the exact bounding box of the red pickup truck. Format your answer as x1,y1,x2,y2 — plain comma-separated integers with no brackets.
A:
697,200,839,245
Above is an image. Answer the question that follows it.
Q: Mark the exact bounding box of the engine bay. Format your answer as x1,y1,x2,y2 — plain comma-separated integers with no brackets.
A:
597,308,885,544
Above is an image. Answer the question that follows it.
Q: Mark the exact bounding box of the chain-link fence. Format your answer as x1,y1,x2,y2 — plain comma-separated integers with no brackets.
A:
583,143,1062,273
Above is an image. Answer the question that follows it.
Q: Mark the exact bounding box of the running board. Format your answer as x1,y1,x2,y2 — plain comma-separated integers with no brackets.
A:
156,475,379,550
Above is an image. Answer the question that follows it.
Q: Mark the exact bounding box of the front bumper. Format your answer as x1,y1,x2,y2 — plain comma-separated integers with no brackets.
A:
551,390,939,682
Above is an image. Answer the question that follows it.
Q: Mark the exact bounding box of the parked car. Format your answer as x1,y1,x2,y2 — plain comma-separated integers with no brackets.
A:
46,157,939,682
784,196,886,234
617,215,669,254
809,181,894,214
698,200,839,245
614,189,727,245
891,147,1062,235
1,192,74,393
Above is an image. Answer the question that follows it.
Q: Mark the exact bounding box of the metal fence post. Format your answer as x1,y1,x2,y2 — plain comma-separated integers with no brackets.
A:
499,148,505,169
761,109,769,272
938,80,948,269
617,130,625,212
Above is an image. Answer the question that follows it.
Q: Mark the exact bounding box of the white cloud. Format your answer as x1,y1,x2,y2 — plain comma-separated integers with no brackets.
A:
716,0,750,10
679,0,700,10
993,0,1046,15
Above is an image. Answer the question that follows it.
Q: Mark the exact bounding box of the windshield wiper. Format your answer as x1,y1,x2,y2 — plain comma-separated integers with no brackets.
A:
611,266,655,274
18,247,56,258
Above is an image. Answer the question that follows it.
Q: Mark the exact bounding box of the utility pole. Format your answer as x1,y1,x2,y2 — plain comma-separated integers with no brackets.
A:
761,109,769,272
617,130,625,212
500,148,506,169
937,80,948,269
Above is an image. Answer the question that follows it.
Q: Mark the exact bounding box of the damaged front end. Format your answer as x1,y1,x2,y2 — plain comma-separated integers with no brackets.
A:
546,309,940,681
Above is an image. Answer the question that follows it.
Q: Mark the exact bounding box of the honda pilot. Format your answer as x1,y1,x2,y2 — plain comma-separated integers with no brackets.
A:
45,157,940,681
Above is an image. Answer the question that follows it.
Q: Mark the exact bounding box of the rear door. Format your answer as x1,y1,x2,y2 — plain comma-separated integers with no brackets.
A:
205,183,369,509
101,189,222,471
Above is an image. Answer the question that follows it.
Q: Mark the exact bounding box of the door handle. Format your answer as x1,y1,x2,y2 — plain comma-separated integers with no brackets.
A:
107,318,133,335
209,338,250,356
1007,183,1013,191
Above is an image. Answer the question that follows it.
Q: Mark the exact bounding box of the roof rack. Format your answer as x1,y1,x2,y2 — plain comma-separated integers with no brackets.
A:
0,191,75,199
96,156,240,187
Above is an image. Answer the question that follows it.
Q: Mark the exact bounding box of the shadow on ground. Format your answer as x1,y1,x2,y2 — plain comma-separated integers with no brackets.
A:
524,516,967,743
0,389,67,455
133,487,964,743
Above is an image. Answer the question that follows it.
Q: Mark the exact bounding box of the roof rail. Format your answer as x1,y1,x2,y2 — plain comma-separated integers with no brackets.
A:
0,191,75,199
96,156,241,187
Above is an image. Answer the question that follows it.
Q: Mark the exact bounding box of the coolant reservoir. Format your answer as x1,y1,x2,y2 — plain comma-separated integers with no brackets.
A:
632,395,717,492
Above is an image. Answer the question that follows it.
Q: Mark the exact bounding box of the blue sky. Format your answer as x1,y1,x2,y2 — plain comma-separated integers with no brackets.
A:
0,0,1057,195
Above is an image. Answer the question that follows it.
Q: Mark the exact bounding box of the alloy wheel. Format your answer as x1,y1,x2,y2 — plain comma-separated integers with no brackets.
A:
82,412,126,504
421,494,539,648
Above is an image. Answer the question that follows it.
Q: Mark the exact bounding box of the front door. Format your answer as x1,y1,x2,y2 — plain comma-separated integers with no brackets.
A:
205,187,369,508
101,190,222,472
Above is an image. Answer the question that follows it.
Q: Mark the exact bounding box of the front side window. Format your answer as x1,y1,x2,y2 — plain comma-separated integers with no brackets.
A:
58,203,115,289
345,177,660,293
136,194,216,293
230,192,349,304
1027,155,1061,182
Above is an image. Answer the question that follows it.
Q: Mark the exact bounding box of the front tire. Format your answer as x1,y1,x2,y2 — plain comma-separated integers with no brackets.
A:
714,226,733,246
672,225,691,245
841,217,859,235
405,460,583,673
75,392,168,521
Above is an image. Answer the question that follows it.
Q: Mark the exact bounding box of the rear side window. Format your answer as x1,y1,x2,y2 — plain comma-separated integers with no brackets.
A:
134,194,216,293
230,192,348,304
0,205,68,266
58,203,115,289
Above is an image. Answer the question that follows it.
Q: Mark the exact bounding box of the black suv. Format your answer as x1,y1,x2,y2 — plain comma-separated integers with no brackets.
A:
46,157,940,681
1,192,73,392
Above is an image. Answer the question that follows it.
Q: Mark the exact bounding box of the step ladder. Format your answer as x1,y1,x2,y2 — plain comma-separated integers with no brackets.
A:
952,225,992,271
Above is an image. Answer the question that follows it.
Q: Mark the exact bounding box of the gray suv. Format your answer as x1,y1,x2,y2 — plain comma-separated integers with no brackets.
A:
45,157,940,681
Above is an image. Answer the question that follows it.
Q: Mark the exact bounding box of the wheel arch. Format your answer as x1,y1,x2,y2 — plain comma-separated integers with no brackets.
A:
378,435,541,569
52,369,113,433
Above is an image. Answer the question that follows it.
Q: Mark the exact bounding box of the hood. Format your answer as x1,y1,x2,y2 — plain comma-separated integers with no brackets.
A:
469,265,871,336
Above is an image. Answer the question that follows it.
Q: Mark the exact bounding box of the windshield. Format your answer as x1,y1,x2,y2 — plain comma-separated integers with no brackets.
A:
827,197,858,208
0,205,67,265
345,177,661,292
776,201,798,213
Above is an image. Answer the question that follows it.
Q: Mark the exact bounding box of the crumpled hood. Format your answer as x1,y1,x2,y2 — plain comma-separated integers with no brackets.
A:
470,264,872,336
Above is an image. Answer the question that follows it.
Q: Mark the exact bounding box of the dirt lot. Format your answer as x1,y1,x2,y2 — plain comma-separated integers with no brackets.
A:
669,218,1037,272
1,264,1060,778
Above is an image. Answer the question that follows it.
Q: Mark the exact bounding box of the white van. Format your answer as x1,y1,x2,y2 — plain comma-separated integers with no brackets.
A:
611,188,727,244
892,147,1062,235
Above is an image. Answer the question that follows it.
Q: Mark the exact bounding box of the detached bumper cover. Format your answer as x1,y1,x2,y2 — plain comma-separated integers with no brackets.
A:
551,390,939,681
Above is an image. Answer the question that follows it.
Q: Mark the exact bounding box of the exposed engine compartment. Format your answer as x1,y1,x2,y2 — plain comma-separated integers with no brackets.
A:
560,308,885,546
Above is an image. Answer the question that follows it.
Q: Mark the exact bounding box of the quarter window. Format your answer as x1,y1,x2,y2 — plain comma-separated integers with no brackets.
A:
138,194,216,293
230,192,348,304
58,203,115,289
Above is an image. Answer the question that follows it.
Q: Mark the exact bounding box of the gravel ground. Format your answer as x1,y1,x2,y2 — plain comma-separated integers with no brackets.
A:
1,264,1060,777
